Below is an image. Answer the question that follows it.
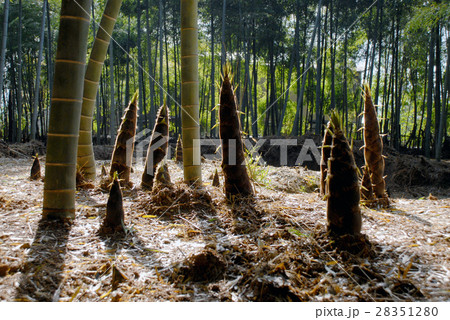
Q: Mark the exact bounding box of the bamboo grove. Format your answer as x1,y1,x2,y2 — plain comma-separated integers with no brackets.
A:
0,0,449,159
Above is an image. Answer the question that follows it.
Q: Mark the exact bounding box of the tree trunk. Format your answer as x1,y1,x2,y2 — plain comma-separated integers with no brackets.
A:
210,0,216,137
291,0,322,136
277,0,299,136
418,63,428,149
320,5,328,133
180,0,201,185
358,39,370,141
125,14,130,109
343,33,348,135
159,0,164,106
46,0,53,133
137,0,144,131
406,69,418,148
43,0,92,219
245,25,252,136
17,0,23,143
252,17,258,137
172,18,180,134
263,65,270,136
164,2,170,110
368,6,379,88
8,56,15,142
30,0,47,141
424,27,435,158
109,42,116,144
330,0,336,111
145,3,155,126
0,0,9,116
434,25,441,157
436,33,448,161
315,4,322,136
393,12,401,150
200,56,207,132
381,34,391,135
296,6,306,136
243,29,251,135
266,42,277,136
375,0,384,105
93,4,101,144
221,0,226,70
101,73,107,141
77,0,123,180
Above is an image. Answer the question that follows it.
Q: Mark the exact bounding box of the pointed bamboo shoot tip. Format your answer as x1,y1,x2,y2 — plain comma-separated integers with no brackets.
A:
132,90,139,104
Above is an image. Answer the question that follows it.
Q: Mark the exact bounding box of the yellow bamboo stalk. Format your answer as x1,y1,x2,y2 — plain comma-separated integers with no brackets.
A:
77,0,123,181
180,0,202,185
43,0,92,219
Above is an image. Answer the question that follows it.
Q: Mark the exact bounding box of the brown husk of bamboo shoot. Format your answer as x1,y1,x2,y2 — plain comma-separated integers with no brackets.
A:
155,163,172,187
112,265,127,289
363,84,389,207
219,66,253,198
326,111,362,236
175,134,183,163
141,103,169,190
320,122,332,195
361,165,375,201
212,169,220,187
101,174,125,233
101,165,107,177
76,164,95,190
109,92,138,187
30,155,41,180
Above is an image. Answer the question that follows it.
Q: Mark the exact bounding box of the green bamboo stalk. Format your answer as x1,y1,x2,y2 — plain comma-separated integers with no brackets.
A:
43,0,92,219
180,0,201,185
77,0,123,180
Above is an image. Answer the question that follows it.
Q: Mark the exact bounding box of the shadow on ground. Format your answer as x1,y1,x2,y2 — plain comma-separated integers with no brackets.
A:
15,218,71,301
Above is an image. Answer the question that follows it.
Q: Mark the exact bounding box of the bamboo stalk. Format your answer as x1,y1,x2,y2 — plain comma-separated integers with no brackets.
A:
77,0,124,181
180,0,202,185
43,0,92,219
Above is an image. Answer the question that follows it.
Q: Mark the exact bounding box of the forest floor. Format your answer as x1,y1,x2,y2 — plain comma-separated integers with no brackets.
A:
0,142,449,302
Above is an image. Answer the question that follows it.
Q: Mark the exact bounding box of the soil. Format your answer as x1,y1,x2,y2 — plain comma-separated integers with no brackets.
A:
0,141,449,301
